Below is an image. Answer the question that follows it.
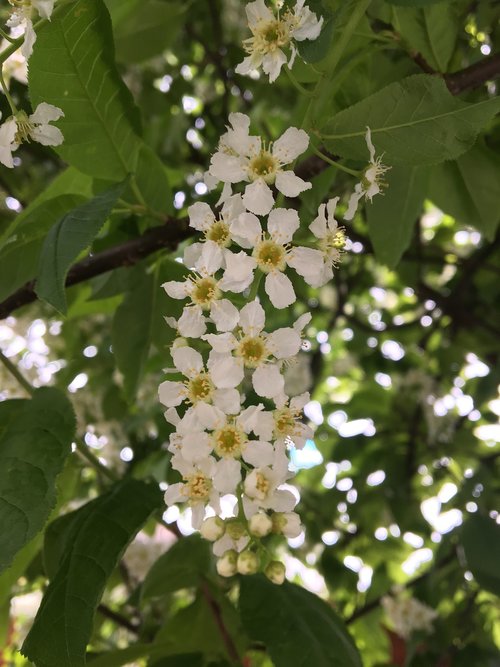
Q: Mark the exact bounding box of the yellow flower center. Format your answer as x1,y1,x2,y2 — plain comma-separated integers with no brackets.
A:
187,372,214,404
248,150,278,183
236,335,268,368
253,239,286,273
274,407,297,439
191,276,220,309
213,424,247,458
319,228,347,266
255,472,270,498
246,18,291,55
184,473,211,501
206,220,231,247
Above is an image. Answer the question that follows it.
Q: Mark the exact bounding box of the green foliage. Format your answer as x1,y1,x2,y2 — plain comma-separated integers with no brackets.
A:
240,576,362,667
461,515,500,597
28,0,142,179
22,479,162,667
322,75,500,165
0,388,75,573
35,181,127,314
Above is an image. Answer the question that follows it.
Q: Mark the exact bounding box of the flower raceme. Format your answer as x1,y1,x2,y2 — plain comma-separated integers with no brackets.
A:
236,0,323,83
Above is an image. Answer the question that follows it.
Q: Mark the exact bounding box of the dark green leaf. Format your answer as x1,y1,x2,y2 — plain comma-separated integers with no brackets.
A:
297,16,334,64
133,144,173,215
386,0,448,6
461,514,500,596
22,479,162,667
366,165,427,267
428,144,500,240
141,534,211,600
87,645,204,667
240,576,362,667
35,180,127,314
321,75,500,165
0,388,75,574
29,0,142,179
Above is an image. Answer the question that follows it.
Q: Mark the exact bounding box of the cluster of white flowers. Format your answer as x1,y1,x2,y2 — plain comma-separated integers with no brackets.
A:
381,595,438,639
0,1,64,168
236,0,323,82
159,112,350,583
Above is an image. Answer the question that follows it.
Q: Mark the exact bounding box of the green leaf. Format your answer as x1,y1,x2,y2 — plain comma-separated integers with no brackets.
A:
428,144,500,240
392,4,458,72
133,144,173,215
29,0,142,180
35,180,127,315
22,479,162,667
366,165,427,267
298,16,334,64
461,514,500,596
386,0,447,6
321,75,500,166
0,388,76,574
240,576,362,667
141,534,211,600
88,646,203,667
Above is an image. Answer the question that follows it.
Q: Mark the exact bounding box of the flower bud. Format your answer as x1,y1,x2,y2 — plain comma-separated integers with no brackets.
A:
200,516,225,542
216,550,238,578
272,511,303,538
225,519,247,540
265,560,286,585
237,549,259,575
172,336,189,349
248,513,273,537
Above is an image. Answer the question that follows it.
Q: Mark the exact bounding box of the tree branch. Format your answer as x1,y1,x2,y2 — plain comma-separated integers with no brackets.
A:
446,53,500,95
200,580,242,665
0,218,192,320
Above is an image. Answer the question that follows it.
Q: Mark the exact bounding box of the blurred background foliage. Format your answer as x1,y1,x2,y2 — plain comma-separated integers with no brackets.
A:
0,0,500,665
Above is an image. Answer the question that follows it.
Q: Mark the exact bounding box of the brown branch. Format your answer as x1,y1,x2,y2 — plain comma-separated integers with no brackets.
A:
0,218,192,320
446,53,500,95
97,603,139,634
200,579,242,665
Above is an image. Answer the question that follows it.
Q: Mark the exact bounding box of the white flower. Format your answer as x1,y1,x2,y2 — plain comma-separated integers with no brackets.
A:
237,549,259,575
213,520,250,557
345,127,390,221
7,0,56,58
164,456,222,529
235,0,323,83
222,208,311,309
200,516,225,541
216,550,238,577
242,446,296,518
209,113,311,215
265,560,286,585
187,194,246,250
381,596,438,639
248,512,273,537
272,511,303,538
272,392,313,449
290,197,347,287
0,41,28,88
0,103,64,168
158,346,240,417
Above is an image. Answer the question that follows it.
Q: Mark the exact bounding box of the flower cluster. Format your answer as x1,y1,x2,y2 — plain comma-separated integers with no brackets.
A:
159,113,350,582
381,595,438,639
236,0,323,82
0,1,64,168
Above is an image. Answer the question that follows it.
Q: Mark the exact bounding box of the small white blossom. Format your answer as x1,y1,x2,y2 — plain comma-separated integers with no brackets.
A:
209,113,311,215
272,511,303,538
265,560,286,584
236,0,323,83
345,127,390,220
0,40,28,89
216,550,238,577
237,549,260,575
7,0,56,58
200,516,225,541
381,596,438,639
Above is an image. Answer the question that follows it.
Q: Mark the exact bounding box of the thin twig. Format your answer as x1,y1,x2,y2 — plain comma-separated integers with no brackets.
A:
0,349,34,396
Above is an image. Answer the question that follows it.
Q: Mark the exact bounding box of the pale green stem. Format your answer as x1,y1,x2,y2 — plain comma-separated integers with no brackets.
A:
285,66,314,97
74,440,118,482
310,144,362,177
0,28,16,44
247,271,263,301
0,349,34,396
0,67,18,115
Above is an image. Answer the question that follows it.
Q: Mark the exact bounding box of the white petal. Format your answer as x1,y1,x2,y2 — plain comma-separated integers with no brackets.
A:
287,246,324,281
159,380,184,407
309,203,327,239
239,300,265,335
30,124,64,147
177,307,206,338
209,153,247,183
365,126,376,163
209,355,244,389
172,346,204,376
275,170,311,198
270,489,297,513
195,240,224,274
164,407,180,426
183,243,203,269
30,102,64,125
213,459,241,494
33,0,55,19
344,184,365,221
204,333,236,354
163,280,190,300
210,299,240,332
21,21,36,59
326,196,340,226
268,208,300,244
262,50,287,83
267,327,302,359
246,0,274,27
242,180,275,216
235,54,263,76
164,483,183,506
293,9,323,41
252,364,284,399
214,388,241,414
194,402,225,430
191,503,206,530
182,432,212,462
265,272,296,309
273,127,309,164
188,202,215,231
243,440,275,467
219,251,256,293
230,212,262,248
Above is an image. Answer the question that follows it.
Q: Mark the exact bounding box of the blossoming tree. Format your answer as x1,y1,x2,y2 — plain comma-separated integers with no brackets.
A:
1,0,500,665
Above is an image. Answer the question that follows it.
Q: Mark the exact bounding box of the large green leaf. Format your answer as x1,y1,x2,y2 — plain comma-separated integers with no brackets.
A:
88,645,203,667
240,577,362,667
392,4,458,72
386,0,448,5
366,165,427,267
461,514,500,596
141,534,211,600
0,388,75,574
22,479,162,667
428,144,500,240
29,0,142,180
35,180,127,315
321,75,500,165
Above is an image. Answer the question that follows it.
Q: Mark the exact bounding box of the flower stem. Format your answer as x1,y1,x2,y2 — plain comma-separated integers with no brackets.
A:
0,67,18,115
0,28,16,44
285,66,314,97
74,439,118,482
0,349,34,396
248,271,263,301
310,144,362,177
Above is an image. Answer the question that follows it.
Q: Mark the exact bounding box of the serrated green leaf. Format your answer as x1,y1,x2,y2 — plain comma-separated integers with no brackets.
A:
240,576,362,667
141,534,211,600
461,514,500,597
22,479,162,667
28,0,142,180
321,75,500,165
35,180,127,314
133,144,173,215
0,388,76,574
88,645,203,667
428,144,500,240
298,16,334,64
366,165,427,267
